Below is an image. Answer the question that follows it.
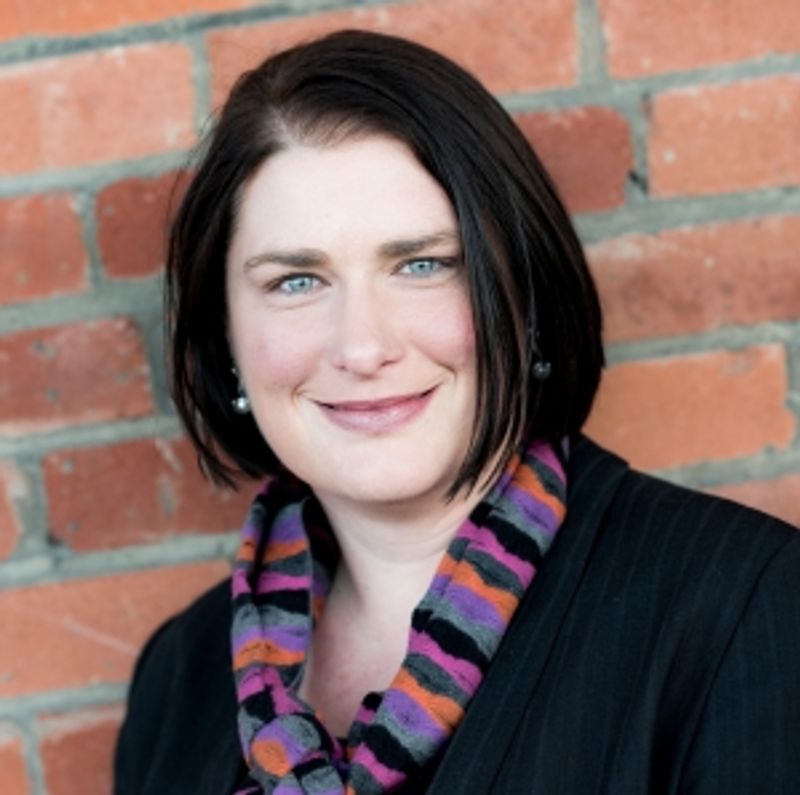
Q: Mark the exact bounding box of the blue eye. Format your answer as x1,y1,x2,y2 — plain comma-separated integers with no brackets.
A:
400,258,448,277
275,274,320,295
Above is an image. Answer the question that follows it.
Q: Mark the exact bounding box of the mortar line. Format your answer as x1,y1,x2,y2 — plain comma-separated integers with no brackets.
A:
14,718,47,795
0,684,128,722
0,534,237,592
603,321,800,363
576,0,609,86
0,0,399,66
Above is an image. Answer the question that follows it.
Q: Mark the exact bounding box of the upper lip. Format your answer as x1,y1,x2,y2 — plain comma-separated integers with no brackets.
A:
317,388,435,411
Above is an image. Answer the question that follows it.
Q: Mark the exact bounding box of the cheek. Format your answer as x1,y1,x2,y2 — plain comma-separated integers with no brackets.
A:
255,335,318,390
413,289,476,371
231,304,323,392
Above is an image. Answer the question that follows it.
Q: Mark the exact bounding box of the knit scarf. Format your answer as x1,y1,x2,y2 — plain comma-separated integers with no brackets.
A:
231,439,567,794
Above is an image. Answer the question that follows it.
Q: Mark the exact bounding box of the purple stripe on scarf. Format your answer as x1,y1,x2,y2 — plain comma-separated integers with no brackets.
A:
237,666,285,701
527,440,566,479
312,576,328,600
239,521,262,543
232,568,252,597
273,785,305,795
503,484,562,534
237,670,265,702
257,570,311,594
262,624,309,653
459,522,536,584
426,570,451,599
441,582,504,631
255,719,311,765
353,700,377,726
409,629,482,692
352,743,405,789
269,508,307,544
232,624,309,656
380,688,448,743
276,784,340,795
270,683,307,716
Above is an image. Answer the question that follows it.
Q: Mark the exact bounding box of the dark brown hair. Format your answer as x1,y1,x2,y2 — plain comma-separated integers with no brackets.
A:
167,29,604,491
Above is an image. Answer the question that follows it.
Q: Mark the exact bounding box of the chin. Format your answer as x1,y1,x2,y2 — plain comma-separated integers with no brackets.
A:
310,460,456,509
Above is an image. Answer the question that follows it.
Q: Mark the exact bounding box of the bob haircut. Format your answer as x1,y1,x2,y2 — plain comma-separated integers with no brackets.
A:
167,29,604,492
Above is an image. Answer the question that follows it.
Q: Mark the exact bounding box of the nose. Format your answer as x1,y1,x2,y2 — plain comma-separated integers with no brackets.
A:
328,286,403,376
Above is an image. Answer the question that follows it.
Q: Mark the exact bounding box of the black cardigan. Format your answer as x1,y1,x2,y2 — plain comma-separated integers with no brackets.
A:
114,437,800,794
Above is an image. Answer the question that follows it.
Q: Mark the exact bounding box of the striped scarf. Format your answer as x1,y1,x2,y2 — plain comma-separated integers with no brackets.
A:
231,439,567,794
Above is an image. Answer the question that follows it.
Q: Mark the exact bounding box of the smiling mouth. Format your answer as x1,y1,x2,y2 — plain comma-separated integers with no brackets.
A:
316,388,436,433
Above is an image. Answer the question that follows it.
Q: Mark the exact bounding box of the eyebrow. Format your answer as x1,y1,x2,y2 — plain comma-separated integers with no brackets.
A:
243,230,460,271
378,230,460,259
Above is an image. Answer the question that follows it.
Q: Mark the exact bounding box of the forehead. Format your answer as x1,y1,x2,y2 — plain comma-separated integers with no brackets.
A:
230,135,459,256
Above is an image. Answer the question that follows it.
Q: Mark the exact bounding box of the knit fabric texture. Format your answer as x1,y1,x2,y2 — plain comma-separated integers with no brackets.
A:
231,439,567,794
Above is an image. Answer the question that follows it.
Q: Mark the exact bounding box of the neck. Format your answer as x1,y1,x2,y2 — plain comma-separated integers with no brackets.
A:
314,482,490,614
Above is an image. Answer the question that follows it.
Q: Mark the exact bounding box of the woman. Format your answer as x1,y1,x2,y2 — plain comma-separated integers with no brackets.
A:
115,30,800,794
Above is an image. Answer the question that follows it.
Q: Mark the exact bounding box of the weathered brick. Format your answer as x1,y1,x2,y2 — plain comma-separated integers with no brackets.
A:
39,706,123,795
0,44,195,175
0,561,228,697
0,725,31,795
600,0,800,78
0,193,87,306
584,345,795,471
0,460,29,561
648,76,800,197
710,474,800,530
207,0,577,107
0,318,154,437
516,106,632,213
97,171,189,279
44,436,255,551
0,0,256,41
588,214,800,342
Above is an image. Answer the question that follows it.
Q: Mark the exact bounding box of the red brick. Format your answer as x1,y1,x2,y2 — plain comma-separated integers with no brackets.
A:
0,44,195,175
710,474,800,529
600,0,800,78
0,561,228,697
0,460,29,561
0,318,154,437
97,171,189,279
584,345,795,471
39,706,122,795
44,437,255,551
0,726,31,795
0,193,88,305
516,107,632,213
588,214,800,342
648,76,800,198
0,0,257,42
207,0,577,107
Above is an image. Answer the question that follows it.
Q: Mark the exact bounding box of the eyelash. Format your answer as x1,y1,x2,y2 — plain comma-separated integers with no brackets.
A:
264,257,459,296
397,257,458,277
270,273,320,295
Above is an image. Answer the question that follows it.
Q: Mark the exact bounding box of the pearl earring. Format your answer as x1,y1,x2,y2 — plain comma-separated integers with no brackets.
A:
230,367,251,414
532,360,552,381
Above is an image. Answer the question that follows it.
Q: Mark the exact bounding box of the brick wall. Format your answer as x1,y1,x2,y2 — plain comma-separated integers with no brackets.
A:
1,1,798,791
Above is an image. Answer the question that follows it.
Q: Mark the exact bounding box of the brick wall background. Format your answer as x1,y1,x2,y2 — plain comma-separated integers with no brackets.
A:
0,0,798,791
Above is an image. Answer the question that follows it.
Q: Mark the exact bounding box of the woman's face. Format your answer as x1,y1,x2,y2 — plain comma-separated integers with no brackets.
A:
226,135,476,510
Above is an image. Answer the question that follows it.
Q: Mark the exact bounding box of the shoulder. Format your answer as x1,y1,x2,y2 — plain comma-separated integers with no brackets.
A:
565,436,800,666
130,576,232,687
115,578,235,793
571,434,798,576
